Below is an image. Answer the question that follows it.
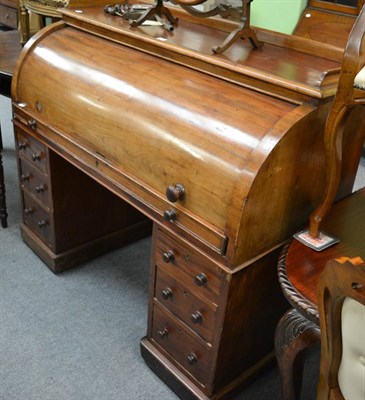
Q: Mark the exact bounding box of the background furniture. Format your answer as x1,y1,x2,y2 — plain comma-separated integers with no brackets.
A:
317,256,365,400
0,0,18,30
0,29,22,228
275,5,365,398
275,188,365,400
293,0,364,47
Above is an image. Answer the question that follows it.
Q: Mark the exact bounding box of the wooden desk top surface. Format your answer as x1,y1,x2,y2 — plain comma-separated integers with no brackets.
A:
283,187,365,319
0,30,21,78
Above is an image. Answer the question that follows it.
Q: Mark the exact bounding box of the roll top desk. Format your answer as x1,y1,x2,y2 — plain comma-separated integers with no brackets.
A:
11,3,365,398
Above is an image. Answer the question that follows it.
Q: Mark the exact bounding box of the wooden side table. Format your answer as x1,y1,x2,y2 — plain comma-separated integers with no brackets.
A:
0,30,22,227
275,187,365,400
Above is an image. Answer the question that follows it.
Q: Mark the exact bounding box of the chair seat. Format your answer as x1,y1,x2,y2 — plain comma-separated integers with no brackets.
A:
354,66,365,89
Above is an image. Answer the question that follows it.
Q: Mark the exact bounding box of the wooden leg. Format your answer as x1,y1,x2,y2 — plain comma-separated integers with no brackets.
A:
275,308,320,400
0,150,8,228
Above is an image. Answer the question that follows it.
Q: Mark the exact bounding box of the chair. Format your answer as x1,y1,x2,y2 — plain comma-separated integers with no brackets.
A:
275,6,365,400
317,257,365,400
308,3,365,240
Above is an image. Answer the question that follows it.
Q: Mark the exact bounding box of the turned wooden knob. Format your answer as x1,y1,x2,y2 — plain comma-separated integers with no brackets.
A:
32,153,41,162
38,220,46,228
191,311,202,324
162,250,175,263
166,184,185,202
161,288,173,300
28,119,37,129
163,208,176,221
35,185,45,193
24,208,33,215
187,353,198,365
20,174,30,182
157,328,169,339
194,273,207,286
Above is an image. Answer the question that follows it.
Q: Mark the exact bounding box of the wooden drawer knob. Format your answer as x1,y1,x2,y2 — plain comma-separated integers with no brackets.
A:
35,185,45,193
161,288,173,300
194,273,207,286
187,353,198,365
163,208,176,221
191,311,202,324
18,141,27,150
20,174,30,182
162,250,175,263
32,153,41,162
166,184,185,202
38,220,47,228
28,119,37,130
157,328,169,339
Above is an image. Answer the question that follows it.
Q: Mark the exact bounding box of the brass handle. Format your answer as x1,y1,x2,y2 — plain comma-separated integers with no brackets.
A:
194,273,207,286
162,250,175,263
166,184,185,203
24,208,33,215
163,208,176,221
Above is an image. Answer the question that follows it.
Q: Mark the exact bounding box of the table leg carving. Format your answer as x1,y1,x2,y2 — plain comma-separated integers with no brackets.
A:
275,308,320,400
0,150,8,228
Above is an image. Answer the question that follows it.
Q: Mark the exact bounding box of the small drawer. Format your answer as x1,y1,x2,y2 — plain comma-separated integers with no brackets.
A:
155,267,217,343
22,193,54,248
152,301,213,386
0,5,17,29
16,130,47,173
19,158,51,207
154,228,226,303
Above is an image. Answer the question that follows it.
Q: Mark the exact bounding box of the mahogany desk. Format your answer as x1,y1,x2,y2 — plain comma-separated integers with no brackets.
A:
10,4,365,399
275,187,365,400
0,29,22,227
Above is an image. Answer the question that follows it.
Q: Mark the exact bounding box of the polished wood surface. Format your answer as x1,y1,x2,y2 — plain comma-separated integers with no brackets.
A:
10,5,365,399
317,257,365,400
284,188,365,310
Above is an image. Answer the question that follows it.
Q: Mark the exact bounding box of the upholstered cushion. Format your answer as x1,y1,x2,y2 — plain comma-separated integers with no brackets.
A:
338,297,365,400
354,66,365,90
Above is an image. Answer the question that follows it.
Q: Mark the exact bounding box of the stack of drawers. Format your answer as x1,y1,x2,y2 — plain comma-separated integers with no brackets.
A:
16,129,54,248
150,226,227,391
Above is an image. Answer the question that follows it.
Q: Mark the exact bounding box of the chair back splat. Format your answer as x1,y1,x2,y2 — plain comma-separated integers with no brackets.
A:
309,5,365,239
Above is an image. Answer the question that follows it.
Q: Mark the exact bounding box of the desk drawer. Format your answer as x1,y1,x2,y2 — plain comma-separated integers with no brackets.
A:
0,5,17,28
154,228,226,303
16,129,48,173
152,301,213,386
22,193,54,248
19,158,51,207
155,267,217,343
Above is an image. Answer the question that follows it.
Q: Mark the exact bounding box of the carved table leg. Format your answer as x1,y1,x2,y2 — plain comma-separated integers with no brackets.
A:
0,150,8,228
275,308,320,400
